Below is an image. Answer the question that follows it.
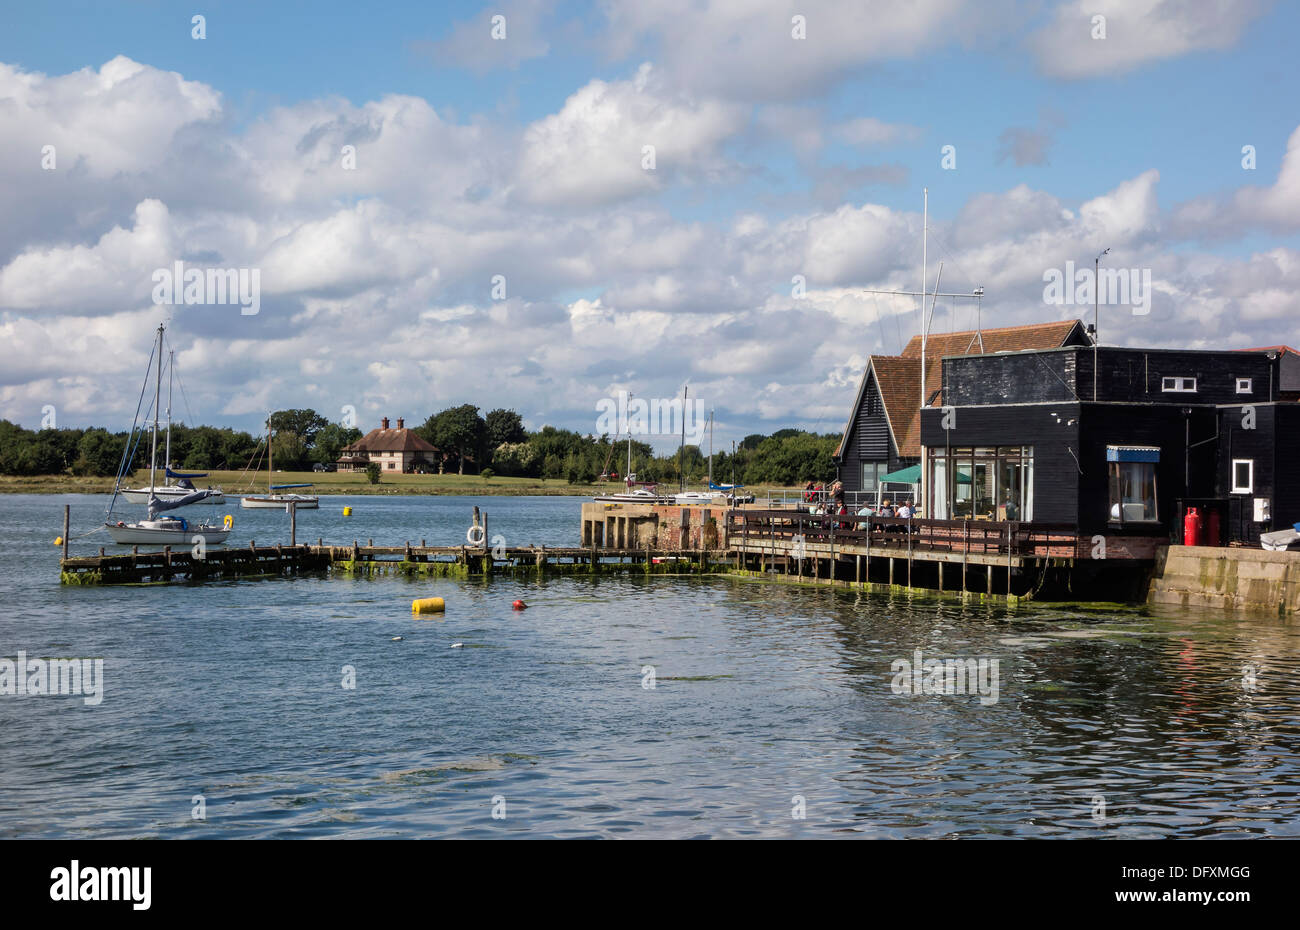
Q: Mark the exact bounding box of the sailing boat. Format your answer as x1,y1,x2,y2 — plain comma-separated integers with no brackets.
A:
118,348,226,505
592,396,673,503
674,407,752,504
106,325,232,545
592,429,672,502
240,417,320,509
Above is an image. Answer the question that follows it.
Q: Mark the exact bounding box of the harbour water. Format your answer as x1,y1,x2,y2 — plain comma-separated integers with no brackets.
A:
4,494,1299,838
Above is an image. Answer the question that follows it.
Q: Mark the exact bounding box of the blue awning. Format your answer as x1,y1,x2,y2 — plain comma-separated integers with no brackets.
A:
165,466,207,479
1107,446,1160,463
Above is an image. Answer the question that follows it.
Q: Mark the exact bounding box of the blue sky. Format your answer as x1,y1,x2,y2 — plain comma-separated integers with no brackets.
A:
2,0,1298,447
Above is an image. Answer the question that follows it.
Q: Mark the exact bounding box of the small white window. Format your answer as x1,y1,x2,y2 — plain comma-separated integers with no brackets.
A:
1161,376,1197,393
1231,459,1253,494
1236,377,1253,394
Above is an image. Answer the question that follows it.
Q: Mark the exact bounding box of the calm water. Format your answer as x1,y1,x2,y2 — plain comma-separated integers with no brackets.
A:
2,493,1299,838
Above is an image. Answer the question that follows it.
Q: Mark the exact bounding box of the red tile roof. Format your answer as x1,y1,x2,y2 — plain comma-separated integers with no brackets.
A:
342,427,436,454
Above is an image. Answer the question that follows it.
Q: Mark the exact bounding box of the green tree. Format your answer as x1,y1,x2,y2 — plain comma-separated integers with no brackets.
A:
73,428,125,476
427,404,486,474
365,462,381,484
484,408,526,449
268,409,330,470
312,422,363,466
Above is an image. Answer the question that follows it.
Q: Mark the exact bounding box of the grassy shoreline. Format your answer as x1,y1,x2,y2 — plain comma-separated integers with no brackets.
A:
1,471,798,498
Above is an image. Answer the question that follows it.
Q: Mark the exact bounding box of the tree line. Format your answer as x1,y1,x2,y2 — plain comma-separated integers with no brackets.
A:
0,407,840,487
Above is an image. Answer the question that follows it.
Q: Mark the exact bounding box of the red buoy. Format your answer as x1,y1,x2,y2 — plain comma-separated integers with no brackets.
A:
512,599,527,610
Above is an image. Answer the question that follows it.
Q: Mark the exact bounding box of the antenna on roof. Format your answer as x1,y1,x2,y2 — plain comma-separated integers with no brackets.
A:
964,287,986,353
859,190,990,410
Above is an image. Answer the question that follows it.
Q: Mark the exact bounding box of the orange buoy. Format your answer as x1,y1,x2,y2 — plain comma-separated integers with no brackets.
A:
512,599,527,611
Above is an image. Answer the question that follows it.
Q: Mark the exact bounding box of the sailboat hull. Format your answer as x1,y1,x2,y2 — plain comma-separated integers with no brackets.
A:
240,495,319,509
105,520,231,545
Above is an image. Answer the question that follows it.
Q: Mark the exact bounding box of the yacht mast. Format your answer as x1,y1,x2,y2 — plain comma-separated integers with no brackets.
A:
164,348,174,479
678,385,687,492
148,324,163,495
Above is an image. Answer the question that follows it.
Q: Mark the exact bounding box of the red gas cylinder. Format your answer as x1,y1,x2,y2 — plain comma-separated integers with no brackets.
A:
1184,506,1202,547
1205,508,1221,547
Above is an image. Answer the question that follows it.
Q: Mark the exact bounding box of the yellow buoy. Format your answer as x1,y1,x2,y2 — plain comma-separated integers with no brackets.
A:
54,536,63,546
412,596,445,614
343,506,353,516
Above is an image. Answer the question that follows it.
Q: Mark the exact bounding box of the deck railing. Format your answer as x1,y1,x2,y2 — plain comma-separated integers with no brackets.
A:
759,489,918,509
728,509,1081,559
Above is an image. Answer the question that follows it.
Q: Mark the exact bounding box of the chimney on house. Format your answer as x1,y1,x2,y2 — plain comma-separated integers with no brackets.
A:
396,417,405,429
381,417,390,429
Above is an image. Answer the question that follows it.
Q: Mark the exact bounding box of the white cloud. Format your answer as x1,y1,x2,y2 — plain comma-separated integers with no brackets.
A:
513,63,746,207
1028,0,1272,79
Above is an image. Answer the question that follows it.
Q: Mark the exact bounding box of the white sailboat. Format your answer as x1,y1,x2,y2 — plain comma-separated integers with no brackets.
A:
118,348,226,505
240,418,320,509
674,408,754,504
592,404,673,503
106,324,232,545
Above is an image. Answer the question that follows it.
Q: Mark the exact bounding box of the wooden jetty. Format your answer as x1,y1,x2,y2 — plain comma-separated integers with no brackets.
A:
57,501,1159,602
59,540,724,585
724,509,1161,600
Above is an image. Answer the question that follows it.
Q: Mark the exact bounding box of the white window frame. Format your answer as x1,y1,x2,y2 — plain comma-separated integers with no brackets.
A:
1231,459,1254,494
1236,377,1253,394
1161,376,1197,393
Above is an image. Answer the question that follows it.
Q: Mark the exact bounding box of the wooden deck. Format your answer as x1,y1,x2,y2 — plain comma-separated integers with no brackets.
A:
59,541,723,585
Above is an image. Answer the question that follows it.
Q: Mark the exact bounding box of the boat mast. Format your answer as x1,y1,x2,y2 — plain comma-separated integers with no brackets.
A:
678,385,687,492
267,415,273,491
164,348,173,479
627,391,633,486
148,324,163,496
708,409,713,486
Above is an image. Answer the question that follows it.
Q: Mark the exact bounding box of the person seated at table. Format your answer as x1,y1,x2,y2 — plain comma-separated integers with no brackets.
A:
898,501,913,519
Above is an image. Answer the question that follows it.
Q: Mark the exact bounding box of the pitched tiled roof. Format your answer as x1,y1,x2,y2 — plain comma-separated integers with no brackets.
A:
903,319,1086,409
1240,345,1300,355
839,319,1087,458
342,428,436,453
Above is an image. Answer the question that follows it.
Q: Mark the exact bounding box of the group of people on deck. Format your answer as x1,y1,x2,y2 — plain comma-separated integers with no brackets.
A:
802,481,919,532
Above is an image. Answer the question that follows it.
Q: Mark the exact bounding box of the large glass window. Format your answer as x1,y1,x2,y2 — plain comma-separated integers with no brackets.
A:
862,462,884,490
927,446,1033,521
1106,446,1159,523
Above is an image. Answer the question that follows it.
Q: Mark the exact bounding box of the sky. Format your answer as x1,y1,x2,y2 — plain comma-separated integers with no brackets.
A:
1,0,1298,451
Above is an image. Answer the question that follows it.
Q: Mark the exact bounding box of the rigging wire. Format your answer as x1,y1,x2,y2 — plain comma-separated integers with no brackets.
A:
107,338,158,515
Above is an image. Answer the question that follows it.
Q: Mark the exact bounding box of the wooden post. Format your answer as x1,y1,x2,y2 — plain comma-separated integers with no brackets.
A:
865,519,871,584
962,520,969,594
907,523,913,588
855,554,861,587
1007,525,1013,597
62,504,70,561
828,517,835,585
889,556,894,586
938,560,944,593
289,501,297,547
